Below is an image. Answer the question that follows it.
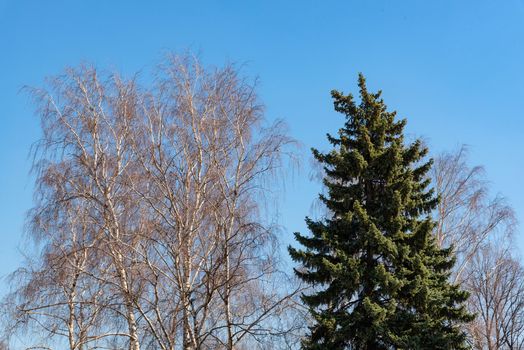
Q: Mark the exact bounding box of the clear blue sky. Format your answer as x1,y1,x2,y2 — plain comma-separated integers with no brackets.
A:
1,0,523,289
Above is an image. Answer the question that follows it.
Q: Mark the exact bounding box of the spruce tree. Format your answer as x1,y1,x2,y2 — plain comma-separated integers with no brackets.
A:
289,74,473,350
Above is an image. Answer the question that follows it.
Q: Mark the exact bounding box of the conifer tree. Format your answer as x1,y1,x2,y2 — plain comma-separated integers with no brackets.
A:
289,74,473,350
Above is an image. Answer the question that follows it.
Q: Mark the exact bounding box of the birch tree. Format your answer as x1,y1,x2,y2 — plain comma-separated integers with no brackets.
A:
466,244,524,350
130,55,299,349
431,146,515,283
431,146,522,349
4,66,148,350
2,54,300,350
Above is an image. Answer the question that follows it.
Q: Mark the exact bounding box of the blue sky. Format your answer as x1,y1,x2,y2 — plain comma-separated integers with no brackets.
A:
1,0,524,289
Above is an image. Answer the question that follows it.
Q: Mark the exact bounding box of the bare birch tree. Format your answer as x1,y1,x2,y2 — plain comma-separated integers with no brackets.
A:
2,54,300,350
3,67,147,350
431,145,515,283
431,146,522,349
466,243,524,350
129,55,300,350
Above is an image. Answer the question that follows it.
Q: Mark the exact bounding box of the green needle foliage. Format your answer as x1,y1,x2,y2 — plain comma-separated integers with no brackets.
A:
289,74,473,350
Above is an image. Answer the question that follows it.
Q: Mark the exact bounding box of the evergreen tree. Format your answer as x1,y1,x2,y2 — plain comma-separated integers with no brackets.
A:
289,74,473,350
